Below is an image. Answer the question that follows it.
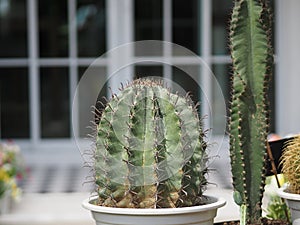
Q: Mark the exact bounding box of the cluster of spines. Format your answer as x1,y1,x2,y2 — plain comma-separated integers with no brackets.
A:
93,79,207,208
281,135,300,195
229,0,273,223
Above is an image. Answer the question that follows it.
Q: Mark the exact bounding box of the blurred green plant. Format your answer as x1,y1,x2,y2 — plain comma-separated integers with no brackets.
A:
264,175,290,220
266,195,290,220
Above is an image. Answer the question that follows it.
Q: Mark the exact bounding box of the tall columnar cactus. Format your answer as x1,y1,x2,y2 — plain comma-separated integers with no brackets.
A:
93,79,208,208
229,0,273,224
281,135,300,195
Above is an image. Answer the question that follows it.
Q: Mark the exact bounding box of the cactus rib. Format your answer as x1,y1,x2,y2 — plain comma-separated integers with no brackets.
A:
229,0,273,223
93,79,208,208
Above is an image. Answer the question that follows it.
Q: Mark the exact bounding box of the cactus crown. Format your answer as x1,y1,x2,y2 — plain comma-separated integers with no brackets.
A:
280,135,300,195
229,0,273,224
92,78,208,208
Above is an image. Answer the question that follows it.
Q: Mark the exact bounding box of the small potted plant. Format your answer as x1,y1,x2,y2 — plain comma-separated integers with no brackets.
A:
277,135,300,222
228,0,275,224
82,78,225,225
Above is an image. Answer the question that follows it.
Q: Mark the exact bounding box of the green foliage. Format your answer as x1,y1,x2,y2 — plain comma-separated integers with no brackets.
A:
93,79,208,208
229,0,273,223
264,175,290,220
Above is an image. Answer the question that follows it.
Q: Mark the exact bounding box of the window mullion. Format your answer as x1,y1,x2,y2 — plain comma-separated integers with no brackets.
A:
201,0,212,132
163,0,172,81
28,0,40,147
68,0,78,139
107,0,133,94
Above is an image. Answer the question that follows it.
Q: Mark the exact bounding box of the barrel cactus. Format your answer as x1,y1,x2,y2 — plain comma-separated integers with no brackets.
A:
92,78,208,208
229,0,273,224
280,135,300,195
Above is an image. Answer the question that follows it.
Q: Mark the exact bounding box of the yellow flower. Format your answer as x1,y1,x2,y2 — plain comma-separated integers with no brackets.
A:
0,168,10,183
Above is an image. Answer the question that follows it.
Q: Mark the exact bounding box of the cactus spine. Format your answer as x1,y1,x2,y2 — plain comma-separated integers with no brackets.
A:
229,0,273,224
281,135,300,195
93,79,208,208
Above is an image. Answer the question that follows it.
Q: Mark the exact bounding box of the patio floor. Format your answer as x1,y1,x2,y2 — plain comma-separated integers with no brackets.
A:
0,145,240,224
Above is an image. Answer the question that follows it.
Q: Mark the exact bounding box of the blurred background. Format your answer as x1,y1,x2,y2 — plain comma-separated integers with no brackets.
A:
0,0,299,224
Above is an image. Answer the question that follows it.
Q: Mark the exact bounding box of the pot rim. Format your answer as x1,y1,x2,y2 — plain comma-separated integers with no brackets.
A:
277,186,300,201
82,195,226,215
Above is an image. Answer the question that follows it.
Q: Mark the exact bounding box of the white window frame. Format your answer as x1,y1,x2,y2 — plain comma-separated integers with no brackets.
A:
1,0,288,164
0,0,232,155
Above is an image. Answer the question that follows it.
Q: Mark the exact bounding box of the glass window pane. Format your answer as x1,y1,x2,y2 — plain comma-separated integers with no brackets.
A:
212,0,233,55
39,0,68,57
0,68,29,138
0,0,27,57
134,0,163,56
78,67,107,137
211,64,233,135
173,0,200,55
212,64,231,134
40,68,70,138
269,65,276,133
135,65,163,79
77,0,106,57
172,66,200,108
135,0,162,41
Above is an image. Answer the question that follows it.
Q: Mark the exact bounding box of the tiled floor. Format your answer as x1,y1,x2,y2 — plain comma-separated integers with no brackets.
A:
0,165,96,225
22,165,94,193
21,158,232,194
0,192,95,225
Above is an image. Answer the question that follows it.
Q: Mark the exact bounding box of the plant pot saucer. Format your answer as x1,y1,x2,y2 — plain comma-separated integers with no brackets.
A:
277,187,300,201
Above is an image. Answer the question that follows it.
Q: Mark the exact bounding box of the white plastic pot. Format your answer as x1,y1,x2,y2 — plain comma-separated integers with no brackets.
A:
82,196,226,225
277,186,300,223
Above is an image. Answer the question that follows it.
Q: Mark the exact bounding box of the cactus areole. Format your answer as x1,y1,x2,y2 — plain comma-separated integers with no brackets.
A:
93,78,208,209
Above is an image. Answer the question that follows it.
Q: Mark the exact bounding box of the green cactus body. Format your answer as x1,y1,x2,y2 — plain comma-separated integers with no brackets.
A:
281,135,300,195
94,79,207,208
229,0,273,223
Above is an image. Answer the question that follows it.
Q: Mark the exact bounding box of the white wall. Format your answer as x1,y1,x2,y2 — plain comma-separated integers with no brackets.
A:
276,0,300,136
